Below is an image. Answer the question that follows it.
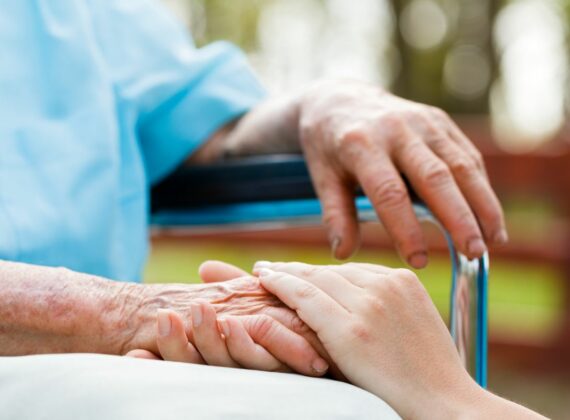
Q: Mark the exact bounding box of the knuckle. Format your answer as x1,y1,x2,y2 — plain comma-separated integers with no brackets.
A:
294,283,318,300
394,267,416,279
421,161,452,189
299,265,317,277
426,135,449,150
289,314,311,335
363,296,386,316
250,315,276,342
393,269,420,287
290,262,322,279
349,320,373,343
380,111,405,131
394,269,430,301
370,179,408,209
473,150,485,170
375,276,400,297
448,157,476,179
429,106,449,122
337,125,372,157
309,265,328,277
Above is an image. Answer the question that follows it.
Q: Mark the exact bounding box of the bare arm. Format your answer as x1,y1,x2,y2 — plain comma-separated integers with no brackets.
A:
188,93,300,164
0,260,329,377
0,260,143,355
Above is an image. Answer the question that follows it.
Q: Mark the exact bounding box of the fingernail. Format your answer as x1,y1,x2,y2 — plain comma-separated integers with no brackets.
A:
191,304,203,328
330,236,341,259
257,268,273,277
493,229,509,245
312,358,329,374
408,252,428,269
218,319,231,337
467,237,487,256
157,309,171,337
254,261,271,269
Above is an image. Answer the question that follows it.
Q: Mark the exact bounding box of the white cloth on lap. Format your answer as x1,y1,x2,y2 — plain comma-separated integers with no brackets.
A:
0,353,400,420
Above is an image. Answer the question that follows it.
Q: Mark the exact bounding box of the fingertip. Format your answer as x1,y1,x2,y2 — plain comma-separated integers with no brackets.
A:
125,349,160,360
492,228,509,245
256,267,275,279
198,260,225,281
332,236,360,260
466,237,487,258
327,212,361,261
407,251,428,269
394,229,427,269
252,260,272,275
311,358,329,376
198,260,216,275
199,260,249,283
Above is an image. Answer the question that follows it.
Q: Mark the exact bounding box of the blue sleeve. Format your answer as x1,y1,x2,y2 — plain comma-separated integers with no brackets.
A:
87,0,267,184
138,41,266,184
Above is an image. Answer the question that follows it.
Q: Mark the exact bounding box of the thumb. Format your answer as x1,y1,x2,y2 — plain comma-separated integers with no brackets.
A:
199,260,249,283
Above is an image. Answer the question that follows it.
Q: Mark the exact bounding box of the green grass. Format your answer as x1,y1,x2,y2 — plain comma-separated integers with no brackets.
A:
144,239,566,342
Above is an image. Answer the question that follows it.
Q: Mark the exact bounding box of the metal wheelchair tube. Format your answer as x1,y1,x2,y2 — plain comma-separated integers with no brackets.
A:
358,203,488,387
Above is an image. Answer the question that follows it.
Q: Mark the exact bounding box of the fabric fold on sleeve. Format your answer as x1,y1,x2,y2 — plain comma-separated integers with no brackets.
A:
138,41,267,185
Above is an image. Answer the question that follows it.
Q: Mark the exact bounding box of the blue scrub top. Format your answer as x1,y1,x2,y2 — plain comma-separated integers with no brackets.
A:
0,1,266,281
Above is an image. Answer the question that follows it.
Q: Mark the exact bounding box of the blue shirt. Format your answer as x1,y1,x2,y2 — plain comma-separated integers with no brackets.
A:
0,1,266,281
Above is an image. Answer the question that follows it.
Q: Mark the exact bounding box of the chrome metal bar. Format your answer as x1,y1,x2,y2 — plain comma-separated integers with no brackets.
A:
388,205,488,387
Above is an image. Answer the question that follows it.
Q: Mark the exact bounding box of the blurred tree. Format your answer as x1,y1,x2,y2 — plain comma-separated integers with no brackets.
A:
171,0,569,139
391,0,498,114
188,0,267,50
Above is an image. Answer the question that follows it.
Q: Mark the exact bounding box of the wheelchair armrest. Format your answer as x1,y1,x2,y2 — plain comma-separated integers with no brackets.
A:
151,154,419,212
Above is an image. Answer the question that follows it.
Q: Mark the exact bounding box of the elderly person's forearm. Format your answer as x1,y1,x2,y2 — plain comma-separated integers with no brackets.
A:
0,260,330,376
188,92,301,164
0,260,146,355
0,261,219,356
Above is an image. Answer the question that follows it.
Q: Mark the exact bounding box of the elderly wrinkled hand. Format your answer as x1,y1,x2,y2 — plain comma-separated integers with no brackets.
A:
126,261,337,377
217,79,507,267
298,80,506,265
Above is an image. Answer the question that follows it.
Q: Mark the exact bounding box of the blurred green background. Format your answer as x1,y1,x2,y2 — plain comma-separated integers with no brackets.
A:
148,0,570,416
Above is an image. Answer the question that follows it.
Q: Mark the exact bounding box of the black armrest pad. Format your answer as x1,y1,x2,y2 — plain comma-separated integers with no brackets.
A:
151,154,417,212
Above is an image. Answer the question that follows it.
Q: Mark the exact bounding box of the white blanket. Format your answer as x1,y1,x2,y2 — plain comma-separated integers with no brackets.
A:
0,354,400,420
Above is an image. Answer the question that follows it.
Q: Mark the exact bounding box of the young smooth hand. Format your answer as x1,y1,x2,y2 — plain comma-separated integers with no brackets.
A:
253,261,545,420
